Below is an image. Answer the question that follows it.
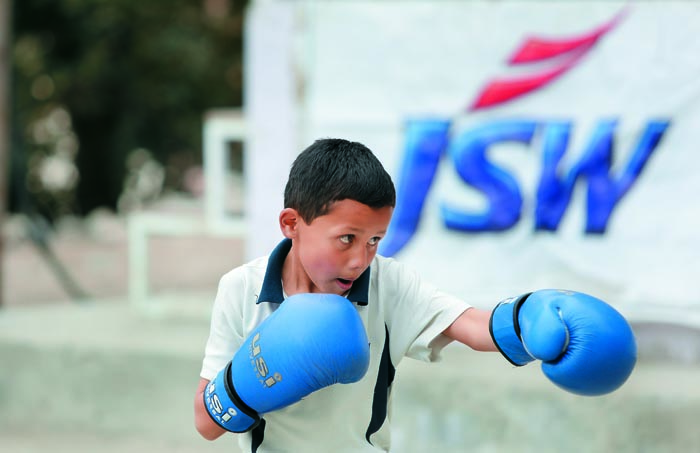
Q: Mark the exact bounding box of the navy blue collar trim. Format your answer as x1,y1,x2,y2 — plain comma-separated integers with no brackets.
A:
257,239,290,304
257,238,370,306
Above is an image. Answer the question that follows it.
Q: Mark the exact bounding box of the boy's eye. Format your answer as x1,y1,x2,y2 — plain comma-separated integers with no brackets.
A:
340,235,353,244
368,237,380,246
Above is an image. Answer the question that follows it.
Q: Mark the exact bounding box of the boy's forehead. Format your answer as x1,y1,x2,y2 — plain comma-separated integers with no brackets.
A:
326,199,391,213
315,200,393,229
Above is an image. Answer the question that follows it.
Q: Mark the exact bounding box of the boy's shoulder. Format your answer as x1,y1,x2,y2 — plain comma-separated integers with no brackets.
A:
370,254,421,288
372,254,414,274
213,255,273,313
218,254,270,288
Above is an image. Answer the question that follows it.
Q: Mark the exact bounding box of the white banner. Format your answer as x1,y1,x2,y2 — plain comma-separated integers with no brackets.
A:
245,1,700,323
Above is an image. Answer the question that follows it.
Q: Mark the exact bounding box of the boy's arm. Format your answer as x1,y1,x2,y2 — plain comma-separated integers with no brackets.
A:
444,290,637,396
442,307,498,352
194,378,226,440
195,293,371,437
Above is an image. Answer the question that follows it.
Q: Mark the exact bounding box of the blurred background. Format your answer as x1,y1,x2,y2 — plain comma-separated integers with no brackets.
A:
2,0,247,308
2,1,700,452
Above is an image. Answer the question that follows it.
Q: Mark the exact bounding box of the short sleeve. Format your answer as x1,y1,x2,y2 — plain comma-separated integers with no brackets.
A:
378,258,471,365
403,289,471,362
199,269,247,381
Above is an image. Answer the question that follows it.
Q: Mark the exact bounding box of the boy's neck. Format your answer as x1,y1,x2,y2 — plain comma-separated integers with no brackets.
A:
280,245,314,296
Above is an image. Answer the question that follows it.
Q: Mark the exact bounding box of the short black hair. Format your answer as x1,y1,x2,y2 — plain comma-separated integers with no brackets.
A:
284,138,396,223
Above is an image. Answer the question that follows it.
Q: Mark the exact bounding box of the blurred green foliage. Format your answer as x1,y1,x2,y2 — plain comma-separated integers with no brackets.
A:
11,0,248,219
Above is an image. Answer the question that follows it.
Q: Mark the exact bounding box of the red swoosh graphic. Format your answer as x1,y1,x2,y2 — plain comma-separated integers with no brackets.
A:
469,9,627,111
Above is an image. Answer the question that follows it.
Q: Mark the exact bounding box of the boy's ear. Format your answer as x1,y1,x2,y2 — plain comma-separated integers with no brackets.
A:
279,208,300,238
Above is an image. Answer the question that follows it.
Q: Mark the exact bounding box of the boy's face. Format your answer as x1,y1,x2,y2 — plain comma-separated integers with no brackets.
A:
280,199,393,296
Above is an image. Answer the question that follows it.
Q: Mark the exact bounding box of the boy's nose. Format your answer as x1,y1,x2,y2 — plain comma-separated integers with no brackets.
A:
348,245,369,270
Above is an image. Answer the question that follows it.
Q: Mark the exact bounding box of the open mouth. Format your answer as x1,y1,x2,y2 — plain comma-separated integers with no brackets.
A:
336,278,353,289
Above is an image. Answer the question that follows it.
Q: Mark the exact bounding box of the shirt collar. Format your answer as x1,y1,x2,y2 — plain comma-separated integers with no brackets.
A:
257,238,370,306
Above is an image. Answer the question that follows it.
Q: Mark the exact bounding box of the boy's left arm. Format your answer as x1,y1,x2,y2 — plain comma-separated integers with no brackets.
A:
442,290,637,396
442,307,498,353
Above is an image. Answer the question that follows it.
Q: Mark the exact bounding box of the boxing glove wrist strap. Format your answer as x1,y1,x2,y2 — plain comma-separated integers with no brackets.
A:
489,293,535,366
204,362,261,433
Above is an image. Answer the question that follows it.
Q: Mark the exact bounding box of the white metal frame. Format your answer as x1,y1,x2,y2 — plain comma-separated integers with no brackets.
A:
127,109,247,310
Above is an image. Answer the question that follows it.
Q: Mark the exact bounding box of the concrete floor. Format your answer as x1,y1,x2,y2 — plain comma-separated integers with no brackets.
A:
1,298,699,453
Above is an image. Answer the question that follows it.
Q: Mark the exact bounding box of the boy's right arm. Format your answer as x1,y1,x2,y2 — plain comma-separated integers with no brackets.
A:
194,293,371,439
194,378,226,440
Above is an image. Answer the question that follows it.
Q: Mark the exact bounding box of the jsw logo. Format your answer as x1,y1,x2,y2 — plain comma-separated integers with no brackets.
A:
379,118,670,257
379,9,671,257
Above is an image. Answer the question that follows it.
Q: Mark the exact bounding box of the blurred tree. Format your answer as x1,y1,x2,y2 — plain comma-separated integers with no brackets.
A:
10,0,248,219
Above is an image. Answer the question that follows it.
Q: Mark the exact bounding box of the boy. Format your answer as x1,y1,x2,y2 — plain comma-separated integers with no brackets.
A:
194,139,636,452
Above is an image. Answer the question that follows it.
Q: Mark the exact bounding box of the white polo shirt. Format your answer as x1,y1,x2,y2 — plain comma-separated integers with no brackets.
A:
200,239,471,452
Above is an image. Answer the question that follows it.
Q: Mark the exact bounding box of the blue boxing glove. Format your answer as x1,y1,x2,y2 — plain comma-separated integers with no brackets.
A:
204,293,370,432
490,289,637,396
